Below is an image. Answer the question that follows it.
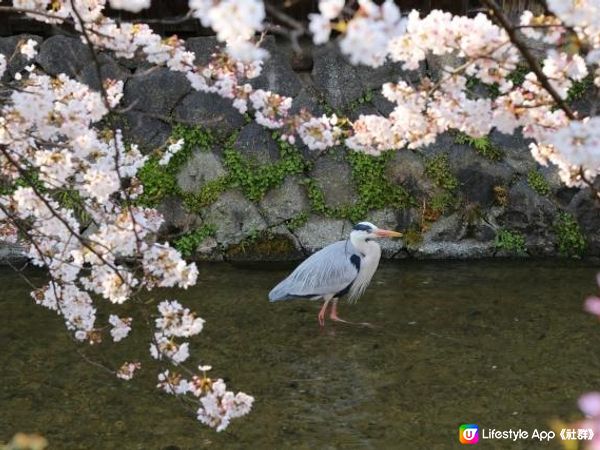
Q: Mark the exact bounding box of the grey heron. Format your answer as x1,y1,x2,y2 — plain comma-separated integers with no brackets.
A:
268,222,403,326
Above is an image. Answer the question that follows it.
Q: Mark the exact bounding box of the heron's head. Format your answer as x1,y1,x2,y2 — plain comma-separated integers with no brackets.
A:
350,221,403,242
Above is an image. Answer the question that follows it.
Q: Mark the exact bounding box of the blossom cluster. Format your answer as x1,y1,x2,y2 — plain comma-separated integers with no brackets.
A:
150,303,253,431
311,0,408,67
157,366,254,432
6,0,600,189
150,300,204,365
116,361,142,380
189,0,267,62
0,6,255,430
323,2,599,190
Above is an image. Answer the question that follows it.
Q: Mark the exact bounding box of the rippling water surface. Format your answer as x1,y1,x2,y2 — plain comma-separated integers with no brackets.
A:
1,260,600,449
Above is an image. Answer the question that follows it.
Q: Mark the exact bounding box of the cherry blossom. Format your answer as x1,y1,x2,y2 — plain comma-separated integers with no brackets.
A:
19,39,38,60
0,54,6,78
309,13,332,45
109,315,132,342
157,370,191,395
150,333,190,365
109,0,150,13
159,139,185,166
116,361,141,380
189,0,266,61
196,379,254,432
156,300,205,338
319,0,344,20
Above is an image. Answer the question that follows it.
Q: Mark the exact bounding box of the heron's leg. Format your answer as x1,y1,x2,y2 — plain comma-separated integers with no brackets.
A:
329,298,352,324
329,298,345,322
330,298,375,328
318,298,331,327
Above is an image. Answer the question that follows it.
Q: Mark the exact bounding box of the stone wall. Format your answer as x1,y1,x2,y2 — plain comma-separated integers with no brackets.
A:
1,33,599,261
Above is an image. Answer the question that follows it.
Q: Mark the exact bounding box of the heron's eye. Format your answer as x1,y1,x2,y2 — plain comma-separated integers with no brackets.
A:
353,223,373,232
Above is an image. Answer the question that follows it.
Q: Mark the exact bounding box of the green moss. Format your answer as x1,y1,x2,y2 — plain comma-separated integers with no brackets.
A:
465,65,529,99
402,228,423,248
454,132,504,161
347,90,375,112
136,157,178,207
173,224,217,258
554,212,586,257
494,229,527,255
137,124,414,236
182,176,231,212
346,151,412,217
171,124,215,154
420,153,461,224
137,125,307,213
284,212,309,231
424,154,459,191
493,185,509,207
222,133,306,202
137,125,216,207
567,75,593,103
304,178,327,214
429,191,456,214
506,64,529,87
55,189,91,224
317,94,337,116
306,150,413,223
527,170,551,196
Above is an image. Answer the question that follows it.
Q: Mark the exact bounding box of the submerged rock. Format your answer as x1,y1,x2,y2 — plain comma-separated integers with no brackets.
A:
225,228,303,261
415,240,495,259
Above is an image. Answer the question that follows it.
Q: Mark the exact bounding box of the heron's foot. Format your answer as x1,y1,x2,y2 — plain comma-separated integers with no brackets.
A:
329,305,375,328
329,312,375,328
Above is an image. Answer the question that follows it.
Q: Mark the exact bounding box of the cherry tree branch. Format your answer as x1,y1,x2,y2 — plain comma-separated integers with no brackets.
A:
480,0,577,120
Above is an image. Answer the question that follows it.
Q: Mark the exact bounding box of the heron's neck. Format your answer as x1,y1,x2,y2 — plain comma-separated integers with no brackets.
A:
350,235,381,259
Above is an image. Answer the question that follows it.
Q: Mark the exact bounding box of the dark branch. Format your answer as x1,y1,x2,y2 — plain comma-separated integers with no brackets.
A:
480,0,577,120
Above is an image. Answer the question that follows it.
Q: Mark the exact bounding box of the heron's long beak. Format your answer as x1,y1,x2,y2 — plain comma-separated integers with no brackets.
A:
375,229,403,238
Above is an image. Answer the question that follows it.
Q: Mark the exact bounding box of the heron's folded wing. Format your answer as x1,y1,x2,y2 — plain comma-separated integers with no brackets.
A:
269,240,359,301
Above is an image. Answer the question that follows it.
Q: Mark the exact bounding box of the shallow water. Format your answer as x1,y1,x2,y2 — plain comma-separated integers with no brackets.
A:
1,260,600,449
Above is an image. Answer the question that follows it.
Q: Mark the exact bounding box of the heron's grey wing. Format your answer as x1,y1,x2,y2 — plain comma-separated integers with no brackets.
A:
269,240,359,302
